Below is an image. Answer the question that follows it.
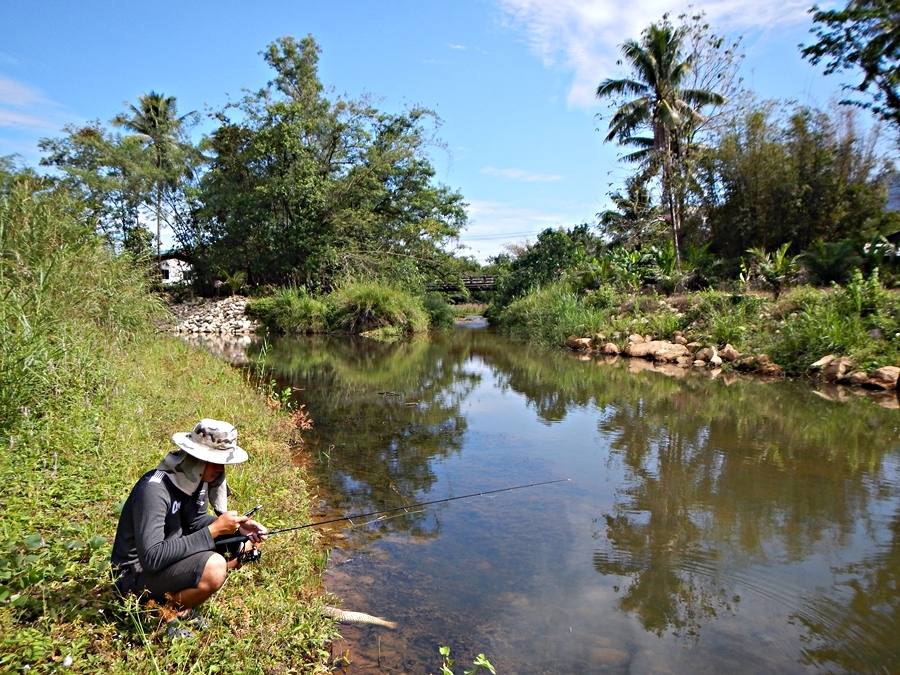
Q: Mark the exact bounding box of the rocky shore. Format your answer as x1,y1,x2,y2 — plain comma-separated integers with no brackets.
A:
564,331,899,394
165,295,259,335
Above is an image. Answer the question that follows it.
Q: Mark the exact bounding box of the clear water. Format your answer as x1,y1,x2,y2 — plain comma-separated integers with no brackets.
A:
246,328,900,674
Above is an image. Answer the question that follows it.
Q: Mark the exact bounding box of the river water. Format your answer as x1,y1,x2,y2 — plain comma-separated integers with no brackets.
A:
240,327,899,674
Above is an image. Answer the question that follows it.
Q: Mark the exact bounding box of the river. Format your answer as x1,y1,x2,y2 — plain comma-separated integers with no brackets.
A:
217,327,899,673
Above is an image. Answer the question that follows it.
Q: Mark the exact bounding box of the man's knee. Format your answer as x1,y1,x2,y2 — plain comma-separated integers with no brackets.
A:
198,553,228,593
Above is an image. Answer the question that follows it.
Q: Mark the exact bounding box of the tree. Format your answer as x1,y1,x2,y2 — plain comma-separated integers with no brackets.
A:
801,0,900,128
113,92,194,261
596,22,724,267
598,175,665,248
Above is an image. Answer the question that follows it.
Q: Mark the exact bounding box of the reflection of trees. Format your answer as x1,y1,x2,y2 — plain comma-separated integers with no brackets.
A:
795,511,900,673
469,335,899,641
254,335,479,538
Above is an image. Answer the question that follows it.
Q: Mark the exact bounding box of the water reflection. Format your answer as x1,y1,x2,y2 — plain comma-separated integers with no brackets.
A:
240,329,899,673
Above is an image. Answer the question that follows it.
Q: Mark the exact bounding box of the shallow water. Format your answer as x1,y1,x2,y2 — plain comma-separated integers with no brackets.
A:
250,329,899,674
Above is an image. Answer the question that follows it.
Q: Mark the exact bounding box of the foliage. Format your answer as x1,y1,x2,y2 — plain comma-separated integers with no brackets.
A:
326,281,429,336
247,286,330,334
598,176,665,248
801,239,864,284
743,243,802,299
697,103,893,260
423,292,455,329
801,0,900,127
489,225,599,310
438,645,496,675
495,281,606,346
596,18,724,266
196,36,465,291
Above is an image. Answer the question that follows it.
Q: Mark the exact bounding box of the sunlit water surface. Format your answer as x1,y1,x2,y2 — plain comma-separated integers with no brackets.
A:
232,329,899,673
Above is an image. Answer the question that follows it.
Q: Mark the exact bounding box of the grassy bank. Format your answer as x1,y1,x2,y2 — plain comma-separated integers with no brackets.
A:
1,178,335,672
246,282,449,339
491,274,900,376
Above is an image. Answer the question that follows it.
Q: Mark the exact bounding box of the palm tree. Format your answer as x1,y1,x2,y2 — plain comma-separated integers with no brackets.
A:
113,92,190,262
596,23,723,267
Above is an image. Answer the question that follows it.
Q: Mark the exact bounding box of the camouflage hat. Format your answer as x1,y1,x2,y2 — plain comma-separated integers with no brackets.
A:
171,419,248,465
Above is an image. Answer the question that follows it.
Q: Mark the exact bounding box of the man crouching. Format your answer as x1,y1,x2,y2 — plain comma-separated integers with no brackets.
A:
111,418,267,639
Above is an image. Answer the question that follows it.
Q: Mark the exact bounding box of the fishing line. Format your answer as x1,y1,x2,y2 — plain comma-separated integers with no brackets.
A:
218,478,570,546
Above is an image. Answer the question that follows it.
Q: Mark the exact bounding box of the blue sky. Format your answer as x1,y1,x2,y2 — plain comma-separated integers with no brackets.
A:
0,0,854,260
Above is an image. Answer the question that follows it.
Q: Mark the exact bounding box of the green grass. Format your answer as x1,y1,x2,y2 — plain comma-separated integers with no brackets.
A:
0,178,335,673
247,286,330,334
326,280,428,336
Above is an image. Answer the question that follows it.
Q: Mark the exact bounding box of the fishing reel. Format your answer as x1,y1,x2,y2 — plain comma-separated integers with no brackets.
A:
238,547,262,565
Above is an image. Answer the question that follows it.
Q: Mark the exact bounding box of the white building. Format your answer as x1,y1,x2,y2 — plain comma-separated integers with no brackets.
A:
157,251,193,285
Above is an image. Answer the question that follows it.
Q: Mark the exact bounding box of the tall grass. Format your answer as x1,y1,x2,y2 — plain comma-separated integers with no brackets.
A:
327,280,428,336
496,282,606,345
0,178,335,672
247,285,330,334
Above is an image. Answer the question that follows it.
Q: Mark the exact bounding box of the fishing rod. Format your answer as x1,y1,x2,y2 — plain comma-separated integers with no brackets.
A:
217,478,570,547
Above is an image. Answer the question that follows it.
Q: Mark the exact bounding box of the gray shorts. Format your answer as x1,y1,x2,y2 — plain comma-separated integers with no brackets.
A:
115,551,215,603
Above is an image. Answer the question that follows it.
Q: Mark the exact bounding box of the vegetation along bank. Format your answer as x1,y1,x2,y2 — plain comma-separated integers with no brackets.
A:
0,175,336,672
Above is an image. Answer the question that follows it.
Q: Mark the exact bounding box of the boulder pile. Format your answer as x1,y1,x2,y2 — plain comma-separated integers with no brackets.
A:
167,296,258,335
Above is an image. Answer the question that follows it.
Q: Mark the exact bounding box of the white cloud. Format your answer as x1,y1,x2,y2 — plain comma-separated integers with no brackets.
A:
459,199,573,260
481,165,564,182
496,0,812,107
0,108,58,129
0,75,48,107
448,43,468,51
0,74,70,136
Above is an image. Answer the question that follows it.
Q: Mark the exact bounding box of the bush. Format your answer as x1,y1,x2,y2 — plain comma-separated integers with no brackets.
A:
423,293,454,329
247,286,329,334
326,281,428,336
496,281,605,345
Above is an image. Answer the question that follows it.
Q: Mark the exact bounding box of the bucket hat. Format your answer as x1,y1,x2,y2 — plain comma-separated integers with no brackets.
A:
171,419,248,465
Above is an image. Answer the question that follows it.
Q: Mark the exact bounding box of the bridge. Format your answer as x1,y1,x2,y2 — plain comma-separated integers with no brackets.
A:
429,275,496,293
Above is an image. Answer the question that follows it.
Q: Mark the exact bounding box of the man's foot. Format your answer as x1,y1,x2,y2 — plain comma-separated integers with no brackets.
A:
182,608,209,630
165,618,196,640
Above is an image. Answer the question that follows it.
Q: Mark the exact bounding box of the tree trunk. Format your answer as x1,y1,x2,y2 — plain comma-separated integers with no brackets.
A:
662,146,682,270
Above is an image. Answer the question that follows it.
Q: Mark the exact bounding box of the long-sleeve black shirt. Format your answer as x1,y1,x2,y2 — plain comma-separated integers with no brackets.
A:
111,469,216,572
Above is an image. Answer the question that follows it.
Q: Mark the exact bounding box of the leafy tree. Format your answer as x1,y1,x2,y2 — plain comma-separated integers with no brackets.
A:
598,175,665,248
596,21,724,267
801,0,900,128
197,36,464,290
113,92,195,260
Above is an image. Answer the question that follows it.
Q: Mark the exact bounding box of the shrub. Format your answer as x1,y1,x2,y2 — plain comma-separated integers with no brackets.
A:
423,292,454,329
247,286,329,334
496,282,605,345
326,281,428,335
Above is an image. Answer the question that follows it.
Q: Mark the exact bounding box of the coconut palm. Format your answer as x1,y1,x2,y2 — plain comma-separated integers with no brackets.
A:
596,23,723,267
113,92,191,261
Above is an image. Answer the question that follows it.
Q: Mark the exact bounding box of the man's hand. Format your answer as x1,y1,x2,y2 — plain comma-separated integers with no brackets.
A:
209,511,247,539
239,519,268,544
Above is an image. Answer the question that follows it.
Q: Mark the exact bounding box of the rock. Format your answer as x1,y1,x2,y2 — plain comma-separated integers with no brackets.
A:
565,336,593,351
695,347,714,361
624,340,689,362
710,354,723,367
823,356,854,383
734,355,757,371
866,366,899,390
686,341,702,352
847,371,869,386
628,334,645,344
601,342,620,356
810,354,836,371
673,335,688,345
720,344,741,362
673,330,684,338
693,359,707,368
676,356,693,367
758,361,783,377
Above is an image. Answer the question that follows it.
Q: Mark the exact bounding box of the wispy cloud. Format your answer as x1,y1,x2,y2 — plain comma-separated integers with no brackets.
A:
459,199,573,260
497,0,812,107
448,43,468,51
0,74,69,133
481,165,564,182
0,75,50,108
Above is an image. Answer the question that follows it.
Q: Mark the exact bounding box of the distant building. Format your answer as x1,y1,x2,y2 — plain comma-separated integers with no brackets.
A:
157,250,193,285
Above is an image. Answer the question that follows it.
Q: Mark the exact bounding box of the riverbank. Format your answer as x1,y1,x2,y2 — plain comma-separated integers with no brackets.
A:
491,278,899,393
0,178,335,673
0,335,337,673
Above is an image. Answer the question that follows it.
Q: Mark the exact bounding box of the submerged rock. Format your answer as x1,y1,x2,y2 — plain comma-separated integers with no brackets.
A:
601,342,620,355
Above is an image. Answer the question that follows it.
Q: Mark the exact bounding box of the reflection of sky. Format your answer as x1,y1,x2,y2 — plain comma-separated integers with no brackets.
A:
285,331,900,674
